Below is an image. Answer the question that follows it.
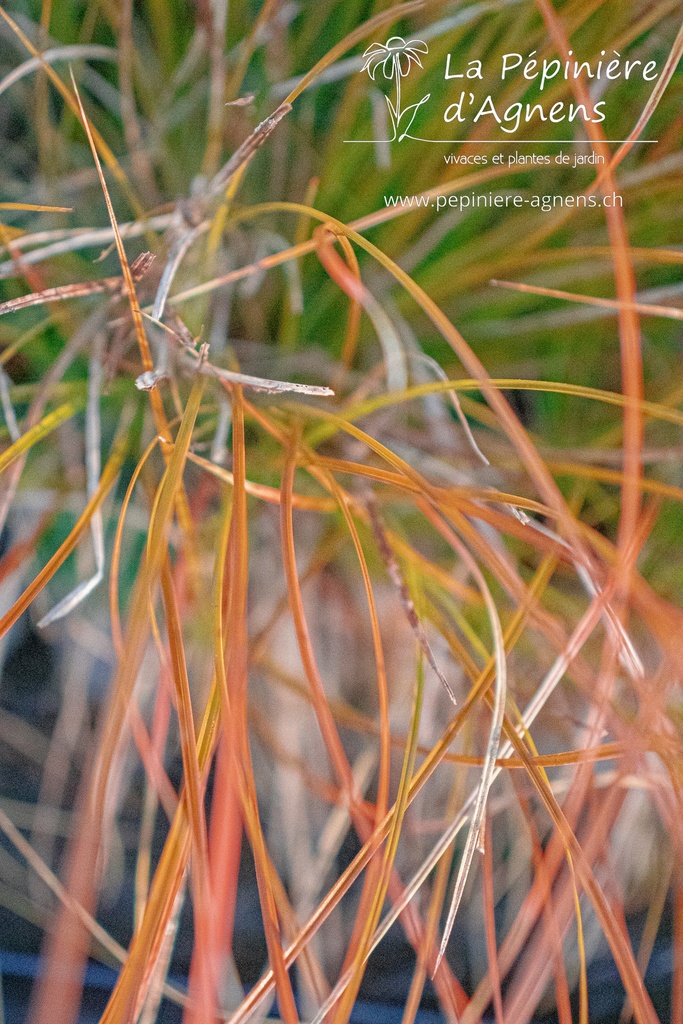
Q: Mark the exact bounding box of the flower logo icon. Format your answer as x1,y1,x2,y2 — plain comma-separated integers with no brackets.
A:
361,36,430,141
362,36,428,80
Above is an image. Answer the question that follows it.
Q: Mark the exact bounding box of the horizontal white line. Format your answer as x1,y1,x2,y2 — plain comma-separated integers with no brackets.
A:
344,139,658,144
452,140,658,144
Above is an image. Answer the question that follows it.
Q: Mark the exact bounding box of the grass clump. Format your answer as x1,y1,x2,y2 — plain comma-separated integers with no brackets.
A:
0,2,681,1023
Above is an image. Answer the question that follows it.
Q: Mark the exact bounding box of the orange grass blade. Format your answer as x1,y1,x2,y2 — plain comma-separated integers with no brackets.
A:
160,558,215,1022
490,278,683,321
280,436,355,794
109,434,161,658
69,70,154,372
482,816,505,1024
533,0,643,610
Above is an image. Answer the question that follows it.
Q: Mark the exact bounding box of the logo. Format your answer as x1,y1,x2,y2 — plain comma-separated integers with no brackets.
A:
347,32,660,148
357,36,430,143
